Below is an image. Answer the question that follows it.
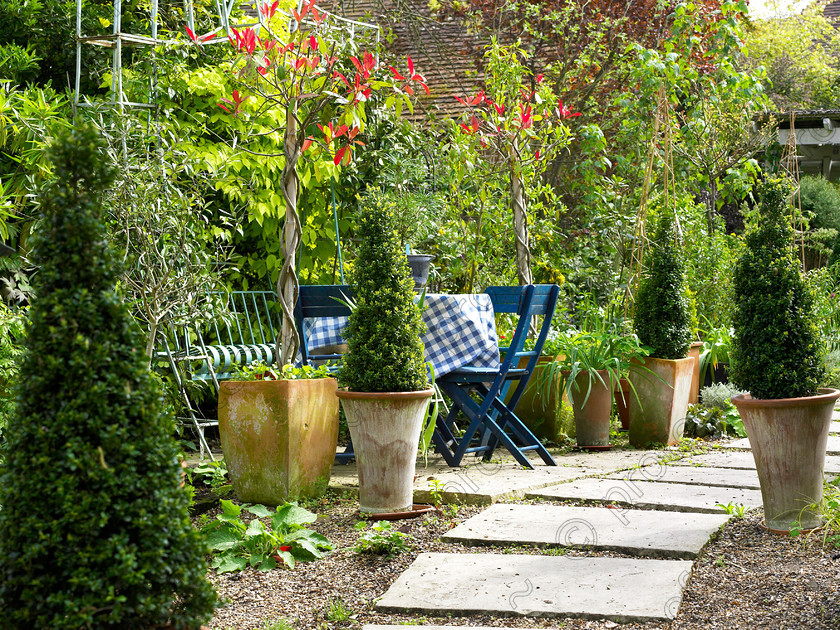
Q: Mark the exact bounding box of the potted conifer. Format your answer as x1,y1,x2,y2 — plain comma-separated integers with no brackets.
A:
729,178,838,533
336,189,434,514
628,213,694,447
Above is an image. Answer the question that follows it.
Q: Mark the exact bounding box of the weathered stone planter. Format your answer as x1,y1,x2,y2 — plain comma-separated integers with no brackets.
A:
336,388,433,514
218,378,339,505
731,388,839,532
628,356,693,447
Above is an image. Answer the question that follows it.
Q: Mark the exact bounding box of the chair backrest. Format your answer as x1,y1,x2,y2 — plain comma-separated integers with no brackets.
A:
484,284,560,408
295,284,354,366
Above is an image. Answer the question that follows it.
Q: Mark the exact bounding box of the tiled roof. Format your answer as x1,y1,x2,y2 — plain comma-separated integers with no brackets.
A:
825,0,840,21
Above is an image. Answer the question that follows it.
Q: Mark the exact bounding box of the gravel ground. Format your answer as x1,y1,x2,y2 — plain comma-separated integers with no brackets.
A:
200,491,840,630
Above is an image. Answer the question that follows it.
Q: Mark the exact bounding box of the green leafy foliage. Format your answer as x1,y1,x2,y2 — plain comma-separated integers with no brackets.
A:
231,361,332,381
341,189,428,392
730,178,824,399
633,214,691,359
0,303,25,440
0,125,215,628
353,520,413,558
201,500,332,573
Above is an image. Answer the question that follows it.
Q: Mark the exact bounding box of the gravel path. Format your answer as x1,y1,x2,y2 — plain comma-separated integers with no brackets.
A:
201,492,840,630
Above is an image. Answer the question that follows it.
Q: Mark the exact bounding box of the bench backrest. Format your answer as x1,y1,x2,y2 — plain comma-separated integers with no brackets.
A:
295,284,354,367
160,290,281,382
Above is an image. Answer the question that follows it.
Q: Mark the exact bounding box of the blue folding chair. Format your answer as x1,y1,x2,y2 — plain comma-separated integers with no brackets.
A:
295,285,355,463
432,284,560,469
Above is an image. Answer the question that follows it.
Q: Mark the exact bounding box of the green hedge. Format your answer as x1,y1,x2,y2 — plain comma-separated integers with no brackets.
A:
0,126,216,628
730,178,824,399
341,189,428,392
634,214,691,359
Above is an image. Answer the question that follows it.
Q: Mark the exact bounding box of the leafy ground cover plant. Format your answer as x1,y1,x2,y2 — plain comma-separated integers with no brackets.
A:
352,520,413,558
202,500,332,572
791,477,840,548
0,125,215,628
683,383,747,439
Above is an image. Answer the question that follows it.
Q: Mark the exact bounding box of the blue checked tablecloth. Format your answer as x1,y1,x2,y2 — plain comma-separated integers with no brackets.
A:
304,293,500,377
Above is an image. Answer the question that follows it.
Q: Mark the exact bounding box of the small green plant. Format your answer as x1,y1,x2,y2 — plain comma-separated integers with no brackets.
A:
325,597,352,623
258,618,295,630
232,361,332,381
714,554,726,567
202,500,332,573
698,322,732,384
189,458,233,497
790,477,840,548
716,502,747,518
634,213,692,359
730,178,825,399
353,520,413,557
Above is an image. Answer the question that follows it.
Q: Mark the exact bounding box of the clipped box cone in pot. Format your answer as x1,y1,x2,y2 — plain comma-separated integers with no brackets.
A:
337,188,433,514
629,212,693,447
729,177,838,532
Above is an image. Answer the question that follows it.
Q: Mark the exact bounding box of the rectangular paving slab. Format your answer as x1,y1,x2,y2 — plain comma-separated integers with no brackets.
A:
831,422,840,434
723,435,840,455
375,552,692,623
443,503,730,559
669,451,840,474
604,465,761,490
526,478,762,513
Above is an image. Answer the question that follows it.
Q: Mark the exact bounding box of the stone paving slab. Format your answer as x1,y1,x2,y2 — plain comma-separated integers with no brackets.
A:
527,478,762,513
723,435,840,455
831,421,840,434
375,552,692,623
604,465,761,490
443,503,730,559
669,451,840,474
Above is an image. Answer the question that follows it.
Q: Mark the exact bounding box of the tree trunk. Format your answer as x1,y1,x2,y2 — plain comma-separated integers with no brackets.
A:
705,172,717,237
510,144,533,286
277,109,303,367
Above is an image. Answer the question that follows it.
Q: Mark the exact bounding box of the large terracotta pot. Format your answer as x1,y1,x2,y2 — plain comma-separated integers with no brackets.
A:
731,388,839,532
628,356,694,447
218,378,339,505
688,341,703,405
568,369,615,447
336,388,434,514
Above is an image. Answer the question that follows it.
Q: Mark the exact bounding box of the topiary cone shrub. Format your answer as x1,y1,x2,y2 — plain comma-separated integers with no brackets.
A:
730,178,824,399
341,188,428,393
634,213,692,359
0,126,216,629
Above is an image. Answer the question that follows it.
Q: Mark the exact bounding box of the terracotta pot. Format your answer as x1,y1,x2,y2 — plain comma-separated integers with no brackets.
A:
628,356,694,447
218,378,339,505
336,388,434,514
615,377,631,431
688,341,703,405
568,369,614,447
731,388,839,531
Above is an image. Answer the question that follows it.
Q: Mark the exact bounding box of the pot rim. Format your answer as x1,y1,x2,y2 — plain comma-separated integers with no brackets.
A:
336,388,434,400
631,355,694,366
731,387,840,409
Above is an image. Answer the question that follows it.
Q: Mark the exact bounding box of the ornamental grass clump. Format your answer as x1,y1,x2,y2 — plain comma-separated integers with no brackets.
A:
0,126,216,629
730,178,824,399
633,213,692,359
341,189,428,392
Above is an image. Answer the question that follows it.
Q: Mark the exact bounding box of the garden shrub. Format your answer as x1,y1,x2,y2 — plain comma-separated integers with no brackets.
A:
633,213,691,359
341,188,428,392
800,175,840,233
700,382,746,410
0,126,216,628
730,177,824,399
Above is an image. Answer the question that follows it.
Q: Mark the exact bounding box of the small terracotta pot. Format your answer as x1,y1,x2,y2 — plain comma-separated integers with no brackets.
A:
567,369,614,447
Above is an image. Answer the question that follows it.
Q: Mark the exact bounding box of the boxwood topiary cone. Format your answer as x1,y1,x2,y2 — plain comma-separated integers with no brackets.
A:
634,213,692,360
341,188,428,393
0,126,216,628
730,177,824,399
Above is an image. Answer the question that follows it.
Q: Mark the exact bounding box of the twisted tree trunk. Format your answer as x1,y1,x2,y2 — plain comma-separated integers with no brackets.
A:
510,141,533,286
276,108,303,366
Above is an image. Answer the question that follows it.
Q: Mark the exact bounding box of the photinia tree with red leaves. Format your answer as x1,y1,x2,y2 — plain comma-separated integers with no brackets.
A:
452,40,579,285
189,0,427,365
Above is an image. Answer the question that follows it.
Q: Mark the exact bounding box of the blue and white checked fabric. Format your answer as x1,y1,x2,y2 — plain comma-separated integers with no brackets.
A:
304,293,500,377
